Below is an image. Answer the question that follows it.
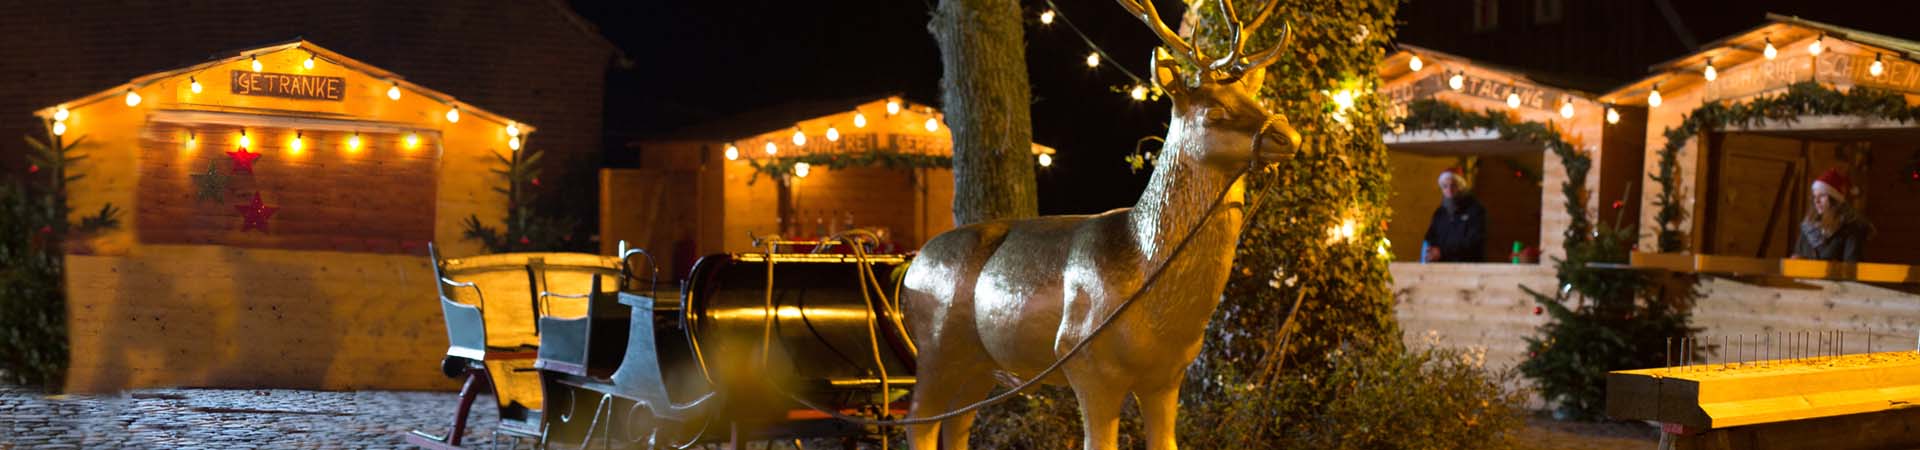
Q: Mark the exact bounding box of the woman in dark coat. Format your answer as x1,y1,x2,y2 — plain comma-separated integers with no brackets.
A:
1794,168,1874,262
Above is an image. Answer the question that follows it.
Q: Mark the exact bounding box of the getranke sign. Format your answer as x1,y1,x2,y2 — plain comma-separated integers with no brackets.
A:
230,70,346,101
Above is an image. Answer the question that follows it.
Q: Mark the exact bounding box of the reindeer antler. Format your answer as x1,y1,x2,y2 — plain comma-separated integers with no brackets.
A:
1115,0,1202,70
1208,0,1290,80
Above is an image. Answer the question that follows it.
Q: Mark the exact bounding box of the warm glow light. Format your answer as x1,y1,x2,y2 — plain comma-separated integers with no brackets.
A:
289,132,305,154
724,143,740,160
405,133,420,149
886,99,901,115
1872,54,1886,77
1606,107,1621,124
1408,55,1424,72
1332,90,1355,111
506,122,520,137
1559,101,1575,119
793,162,811,178
445,107,460,123
508,137,522,150
53,107,69,122
826,126,840,142
765,141,777,155
387,83,402,101
1763,38,1777,60
1808,36,1823,56
1377,238,1392,257
1339,219,1356,240
1448,73,1465,90
303,53,316,70
52,121,66,136
190,77,204,94
1040,9,1055,25
1704,59,1717,81
1647,86,1662,108
791,128,806,146
1130,85,1148,101
924,117,939,132
1085,52,1101,68
124,89,141,107
239,131,252,148
853,112,868,128
348,133,361,151
185,131,196,148
1037,153,1053,167
252,56,263,72
1506,92,1521,109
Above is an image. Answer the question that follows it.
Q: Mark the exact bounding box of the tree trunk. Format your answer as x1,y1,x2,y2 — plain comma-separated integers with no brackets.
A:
929,0,1037,226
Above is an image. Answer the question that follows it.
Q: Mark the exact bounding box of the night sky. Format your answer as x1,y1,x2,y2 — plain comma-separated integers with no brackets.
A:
570,0,1916,216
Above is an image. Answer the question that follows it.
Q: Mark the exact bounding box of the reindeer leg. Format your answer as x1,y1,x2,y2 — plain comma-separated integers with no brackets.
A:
1138,383,1182,450
905,371,946,450
937,370,995,450
1071,377,1126,450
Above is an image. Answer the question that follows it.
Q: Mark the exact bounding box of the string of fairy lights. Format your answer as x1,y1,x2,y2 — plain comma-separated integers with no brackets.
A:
46,45,526,155
1038,0,1155,101
1625,32,1900,116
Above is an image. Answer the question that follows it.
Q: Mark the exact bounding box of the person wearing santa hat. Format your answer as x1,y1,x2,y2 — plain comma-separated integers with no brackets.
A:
1795,168,1875,262
1424,167,1487,262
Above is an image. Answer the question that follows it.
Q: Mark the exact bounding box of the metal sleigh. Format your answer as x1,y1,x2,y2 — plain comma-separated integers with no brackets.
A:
408,236,916,449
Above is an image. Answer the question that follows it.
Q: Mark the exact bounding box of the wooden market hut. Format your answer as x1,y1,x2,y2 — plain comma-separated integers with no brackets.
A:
40,40,531,392
607,95,1055,283
1598,14,1920,346
1377,45,1646,373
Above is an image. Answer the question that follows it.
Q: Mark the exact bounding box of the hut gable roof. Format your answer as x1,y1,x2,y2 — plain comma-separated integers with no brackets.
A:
1601,14,1920,105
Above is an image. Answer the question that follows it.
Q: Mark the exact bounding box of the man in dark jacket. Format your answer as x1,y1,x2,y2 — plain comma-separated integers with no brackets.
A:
1424,168,1487,262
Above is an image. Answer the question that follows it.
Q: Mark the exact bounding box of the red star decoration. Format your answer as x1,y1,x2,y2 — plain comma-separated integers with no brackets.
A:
226,147,262,174
234,192,278,232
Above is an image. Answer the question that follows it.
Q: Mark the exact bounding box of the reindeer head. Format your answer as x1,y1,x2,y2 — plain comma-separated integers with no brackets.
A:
1120,0,1301,168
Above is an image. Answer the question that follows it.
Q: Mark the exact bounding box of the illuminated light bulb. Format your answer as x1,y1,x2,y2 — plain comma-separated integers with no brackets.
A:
1377,238,1392,257
1704,59,1717,81
886,99,901,115
1606,107,1621,124
185,131,196,148
405,133,421,149
1647,85,1662,108
1763,37,1777,60
1506,92,1521,109
1037,153,1053,167
826,126,840,142
239,130,252,148
506,123,520,137
765,141,777,155
387,83,402,101
303,53,316,70
1808,35,1823,56
53,107,69,122
1040,9,1055,25
52,121,67,136
1086,52,1101,68
445,106,460,123
1872,54,1886,77
724,143,739,160
348,133,361,151
508,136,521,151
124,89,142,107
1448,73,1465,90
1130,84,1148,101
1339,219,1356,240
925,117,940,132
290,131,305,154
1409,55,1424,72
1559,100,1575,119
190,76,203,94
252,56,263,72
1332,90,1355,111
791,128,806,146
793,162,811,178
853,112,868,128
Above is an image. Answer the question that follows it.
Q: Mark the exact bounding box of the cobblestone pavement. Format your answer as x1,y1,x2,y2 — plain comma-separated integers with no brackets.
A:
0,385,505,449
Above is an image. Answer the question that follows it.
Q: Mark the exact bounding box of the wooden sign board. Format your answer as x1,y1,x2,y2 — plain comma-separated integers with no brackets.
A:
231,70,346,101
1705,51,1920,102
1386,72,1563,115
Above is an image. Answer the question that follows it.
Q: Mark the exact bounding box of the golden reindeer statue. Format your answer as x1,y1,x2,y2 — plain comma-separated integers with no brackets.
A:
900,1,1298,449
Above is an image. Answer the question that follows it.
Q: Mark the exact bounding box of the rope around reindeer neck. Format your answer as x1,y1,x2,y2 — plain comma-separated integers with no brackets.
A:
764,116,1303,427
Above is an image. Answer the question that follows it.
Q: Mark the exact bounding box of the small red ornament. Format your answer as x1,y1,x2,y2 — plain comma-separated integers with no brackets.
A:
38,225,53,234
227,147,262,174
1513,170,1524,178
519,236,531,245
1533,306,1543,315
234,192,278,232
1912,170,1919,180
531,177,541,187
27,164,39,174
1611,200,1624,209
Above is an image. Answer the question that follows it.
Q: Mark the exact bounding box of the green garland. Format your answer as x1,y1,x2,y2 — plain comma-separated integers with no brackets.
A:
744,150,952,183
1651,81,1920,251
1398,99,1591,252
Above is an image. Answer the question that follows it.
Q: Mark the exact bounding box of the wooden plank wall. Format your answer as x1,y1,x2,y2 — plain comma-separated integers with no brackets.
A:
64,248,450,393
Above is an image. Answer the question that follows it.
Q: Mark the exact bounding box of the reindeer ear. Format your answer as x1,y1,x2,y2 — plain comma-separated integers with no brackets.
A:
1151,47,1188,94
1239,67,1267,93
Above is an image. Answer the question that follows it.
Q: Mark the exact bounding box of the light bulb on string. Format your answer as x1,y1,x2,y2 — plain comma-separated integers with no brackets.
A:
1647,84,1662,108
387,82,402,101
1040,9,1055,25
1606,107,1621,125
508,136,521,151
1130,84,1148,101
1408,55,1423,72
405,133,420,149
1808,34,1824,56
886,98,901,115
124,88,141,107
1037,153,1053,167
853,112,868,128
724,143,739,160
1872,54,1886,77
1448,72,1465,90
925,117,940,132
185,131,196,148
1763,37,1778,60
303,52,316,70
190,76,203,94
52,121,67,136
1085,52,1101,68
506,122,520,137
793,162,811,178
1704,58,1717,81
826,125,840,142
1506,92,1521,109
239,130,252,148
251,56,263,72
290,131,305,154
791,128,806,146
765,141,778,155
53,107,69,122
1559,98,1575,119
348,133,361,151
445,106,460,123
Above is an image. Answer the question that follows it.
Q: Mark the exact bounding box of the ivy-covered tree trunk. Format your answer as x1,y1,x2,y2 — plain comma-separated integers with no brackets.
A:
928,0,1037,226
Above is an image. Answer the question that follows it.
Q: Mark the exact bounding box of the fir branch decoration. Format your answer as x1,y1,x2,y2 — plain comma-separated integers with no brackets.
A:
461,140,580,253
3,123,122,391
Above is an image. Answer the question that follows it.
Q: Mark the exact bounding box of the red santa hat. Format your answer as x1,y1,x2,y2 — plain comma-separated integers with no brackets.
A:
1812,168,1852,202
